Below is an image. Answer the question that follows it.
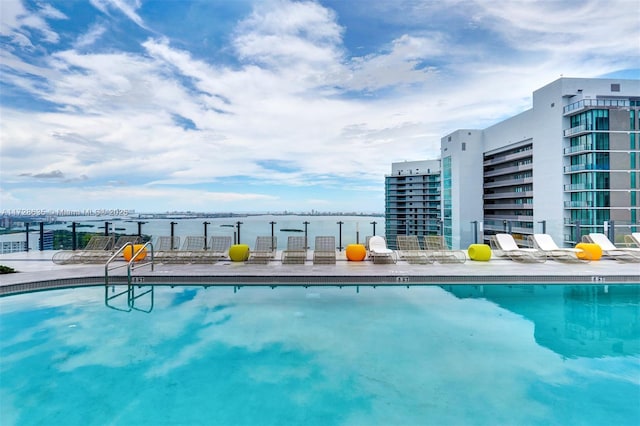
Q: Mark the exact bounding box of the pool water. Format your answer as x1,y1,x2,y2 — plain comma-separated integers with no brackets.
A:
1,284,638,425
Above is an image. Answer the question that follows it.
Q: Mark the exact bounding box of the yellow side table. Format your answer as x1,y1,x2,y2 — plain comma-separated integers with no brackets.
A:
229,244,250,262
468,244,491,261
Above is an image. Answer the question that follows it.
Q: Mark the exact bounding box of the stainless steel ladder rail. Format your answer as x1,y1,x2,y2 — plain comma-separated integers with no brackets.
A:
105,241,154,286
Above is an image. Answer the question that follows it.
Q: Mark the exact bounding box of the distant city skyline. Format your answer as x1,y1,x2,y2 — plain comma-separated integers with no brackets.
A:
1,0,639,213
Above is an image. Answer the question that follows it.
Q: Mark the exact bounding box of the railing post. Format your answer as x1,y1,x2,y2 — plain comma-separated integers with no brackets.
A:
337,221,344,251
270,221,276,246
170,222,177,249
137,221,146,238
303,221,310,249
471,221,478,244
72,222,77,251
105,221,111,237
25,222,29,252
236,221,242,245
370,221,377,236
39,222,44,251
203,221,210,250
608,220,615,243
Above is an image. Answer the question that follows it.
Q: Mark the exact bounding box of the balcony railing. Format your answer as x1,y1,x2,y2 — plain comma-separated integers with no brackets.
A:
563,163,609,173
563,98,630,115
564,200,595,208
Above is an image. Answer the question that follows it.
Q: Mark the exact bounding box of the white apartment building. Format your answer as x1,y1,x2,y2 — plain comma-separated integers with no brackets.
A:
441,77,640,249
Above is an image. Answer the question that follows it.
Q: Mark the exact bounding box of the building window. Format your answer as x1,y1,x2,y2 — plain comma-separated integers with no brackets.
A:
461,142,466,151
611,83,620,92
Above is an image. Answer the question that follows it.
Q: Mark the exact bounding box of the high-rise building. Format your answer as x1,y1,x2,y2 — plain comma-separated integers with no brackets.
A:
385,160,441,249
441,77,640,249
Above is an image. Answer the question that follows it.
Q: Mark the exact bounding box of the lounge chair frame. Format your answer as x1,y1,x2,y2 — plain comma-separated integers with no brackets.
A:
396,235,432,264
282,236,307,264
52,235,115,265
491,234,546,263
584,233,640,262
249,236,277,264
368,236,397,264
423,235,466,264
528,234,588,263
313,236,337,264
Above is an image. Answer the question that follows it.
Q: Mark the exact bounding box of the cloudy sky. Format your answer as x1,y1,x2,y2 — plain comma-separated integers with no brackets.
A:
1,0,638,214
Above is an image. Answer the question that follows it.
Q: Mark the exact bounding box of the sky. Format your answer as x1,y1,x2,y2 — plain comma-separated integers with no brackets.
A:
1,0,639,214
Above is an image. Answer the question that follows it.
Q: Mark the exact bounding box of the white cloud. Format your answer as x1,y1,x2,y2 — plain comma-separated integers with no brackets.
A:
0,0,65,46
73,23,107,48
0,0,638,212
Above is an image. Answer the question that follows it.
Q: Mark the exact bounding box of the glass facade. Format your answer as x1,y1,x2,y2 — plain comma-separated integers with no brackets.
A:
442,157,452,248
385,164,442,250
564,104,640,242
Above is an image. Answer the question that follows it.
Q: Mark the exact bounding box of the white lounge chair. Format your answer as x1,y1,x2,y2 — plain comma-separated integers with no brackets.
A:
529,234,588,263
585,233,640,262
492,234,546,263
368,236,397,264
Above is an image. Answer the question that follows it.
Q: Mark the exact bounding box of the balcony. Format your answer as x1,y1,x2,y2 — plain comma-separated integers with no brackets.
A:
564,200,595,208
563,98,630,115
484,163,532,178
563,163,609,173
483,149,532,166
563,143,606,155
484,177,533,189
484,202,533,210
484,191,533,200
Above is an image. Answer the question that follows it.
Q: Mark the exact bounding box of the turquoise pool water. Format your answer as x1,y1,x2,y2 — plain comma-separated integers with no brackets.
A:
1,284,638,425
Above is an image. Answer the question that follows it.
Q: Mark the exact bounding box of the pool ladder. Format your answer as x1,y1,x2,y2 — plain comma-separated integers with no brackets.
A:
105,241,154,286
104,242,155,312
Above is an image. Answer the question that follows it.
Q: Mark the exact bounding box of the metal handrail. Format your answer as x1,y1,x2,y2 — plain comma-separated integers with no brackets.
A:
105,242,154,286
127,241,154,284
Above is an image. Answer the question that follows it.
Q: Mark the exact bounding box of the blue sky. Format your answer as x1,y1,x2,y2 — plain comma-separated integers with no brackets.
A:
1,0,639,214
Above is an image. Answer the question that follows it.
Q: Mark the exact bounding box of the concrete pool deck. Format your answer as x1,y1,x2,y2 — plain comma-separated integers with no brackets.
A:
1,249,638,296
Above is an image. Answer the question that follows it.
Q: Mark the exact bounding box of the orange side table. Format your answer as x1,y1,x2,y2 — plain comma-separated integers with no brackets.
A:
346,244,366,261
575,243,602,261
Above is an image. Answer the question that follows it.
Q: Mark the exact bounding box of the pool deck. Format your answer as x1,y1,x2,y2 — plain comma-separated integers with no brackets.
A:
0,249,638,296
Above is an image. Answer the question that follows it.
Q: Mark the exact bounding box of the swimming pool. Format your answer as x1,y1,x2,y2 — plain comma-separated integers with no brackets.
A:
1,284,638,425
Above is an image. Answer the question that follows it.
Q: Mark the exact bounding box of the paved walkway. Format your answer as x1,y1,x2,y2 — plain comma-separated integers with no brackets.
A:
1,250,638,296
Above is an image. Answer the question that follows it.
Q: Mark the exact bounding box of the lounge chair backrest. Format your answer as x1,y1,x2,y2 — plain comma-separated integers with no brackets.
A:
286,236,306,250
424,235,447,250
209,236,232,252
182,236,206,250
84,235,114,250
495,234,520,251
156,236,180,251
631,233,640,246
255,236,277,252
315,236,335,251
532,234,559,251
587,233,617,250
396,235,421,251
113,236,140,250
369,236,388,251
